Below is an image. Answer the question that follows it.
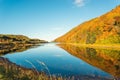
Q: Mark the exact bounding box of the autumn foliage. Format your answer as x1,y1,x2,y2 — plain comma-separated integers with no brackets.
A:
55,5,120,44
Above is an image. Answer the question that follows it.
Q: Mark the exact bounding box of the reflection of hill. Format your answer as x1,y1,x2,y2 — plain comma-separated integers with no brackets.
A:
0,43,39,56
58,44,120,79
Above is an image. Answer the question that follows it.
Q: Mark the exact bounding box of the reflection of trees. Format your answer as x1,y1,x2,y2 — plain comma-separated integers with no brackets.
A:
0,43,39,56
58,44,120,79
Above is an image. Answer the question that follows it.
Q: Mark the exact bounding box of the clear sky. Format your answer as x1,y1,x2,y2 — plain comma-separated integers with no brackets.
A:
0,0,120,41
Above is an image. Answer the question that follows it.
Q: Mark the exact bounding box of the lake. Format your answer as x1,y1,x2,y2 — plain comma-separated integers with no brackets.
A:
1,43,120,80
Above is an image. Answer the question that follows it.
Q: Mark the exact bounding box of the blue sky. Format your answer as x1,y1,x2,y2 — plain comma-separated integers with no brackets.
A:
0,0,120,41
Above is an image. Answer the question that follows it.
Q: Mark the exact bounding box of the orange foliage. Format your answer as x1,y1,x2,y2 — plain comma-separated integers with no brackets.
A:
55,5,120,44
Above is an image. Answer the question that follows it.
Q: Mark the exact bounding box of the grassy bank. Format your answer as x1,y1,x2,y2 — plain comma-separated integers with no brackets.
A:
61,43,120,50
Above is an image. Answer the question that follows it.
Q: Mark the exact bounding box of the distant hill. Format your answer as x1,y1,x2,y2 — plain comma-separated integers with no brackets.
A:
55,5,120,44
0,34,47,44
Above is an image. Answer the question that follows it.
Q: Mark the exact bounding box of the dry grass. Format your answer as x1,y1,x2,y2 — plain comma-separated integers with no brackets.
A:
66,43,120,50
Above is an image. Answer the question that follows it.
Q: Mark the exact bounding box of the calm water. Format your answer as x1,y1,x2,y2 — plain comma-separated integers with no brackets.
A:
2,43,114,78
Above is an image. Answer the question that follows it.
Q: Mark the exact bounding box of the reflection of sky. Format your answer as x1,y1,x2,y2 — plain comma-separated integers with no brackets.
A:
3,43,112,78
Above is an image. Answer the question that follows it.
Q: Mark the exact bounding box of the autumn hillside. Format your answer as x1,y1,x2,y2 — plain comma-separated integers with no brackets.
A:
55,5,120,44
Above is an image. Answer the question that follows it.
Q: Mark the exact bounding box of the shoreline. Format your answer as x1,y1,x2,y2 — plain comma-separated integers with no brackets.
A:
59,43,120,50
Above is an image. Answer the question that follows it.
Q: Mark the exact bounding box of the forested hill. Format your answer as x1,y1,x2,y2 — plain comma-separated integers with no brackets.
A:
55,5,120,44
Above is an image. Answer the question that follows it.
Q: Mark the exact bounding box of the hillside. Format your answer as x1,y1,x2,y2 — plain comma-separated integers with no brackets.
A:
55,5,120,44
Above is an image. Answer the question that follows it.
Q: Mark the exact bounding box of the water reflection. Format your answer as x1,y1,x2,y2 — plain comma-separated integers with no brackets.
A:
0,57,113,80
0,43,120,80
58,44,120,79
0,43,39,56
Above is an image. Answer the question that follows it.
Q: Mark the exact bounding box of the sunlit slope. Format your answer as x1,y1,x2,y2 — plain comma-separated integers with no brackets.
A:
55,5,120,44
